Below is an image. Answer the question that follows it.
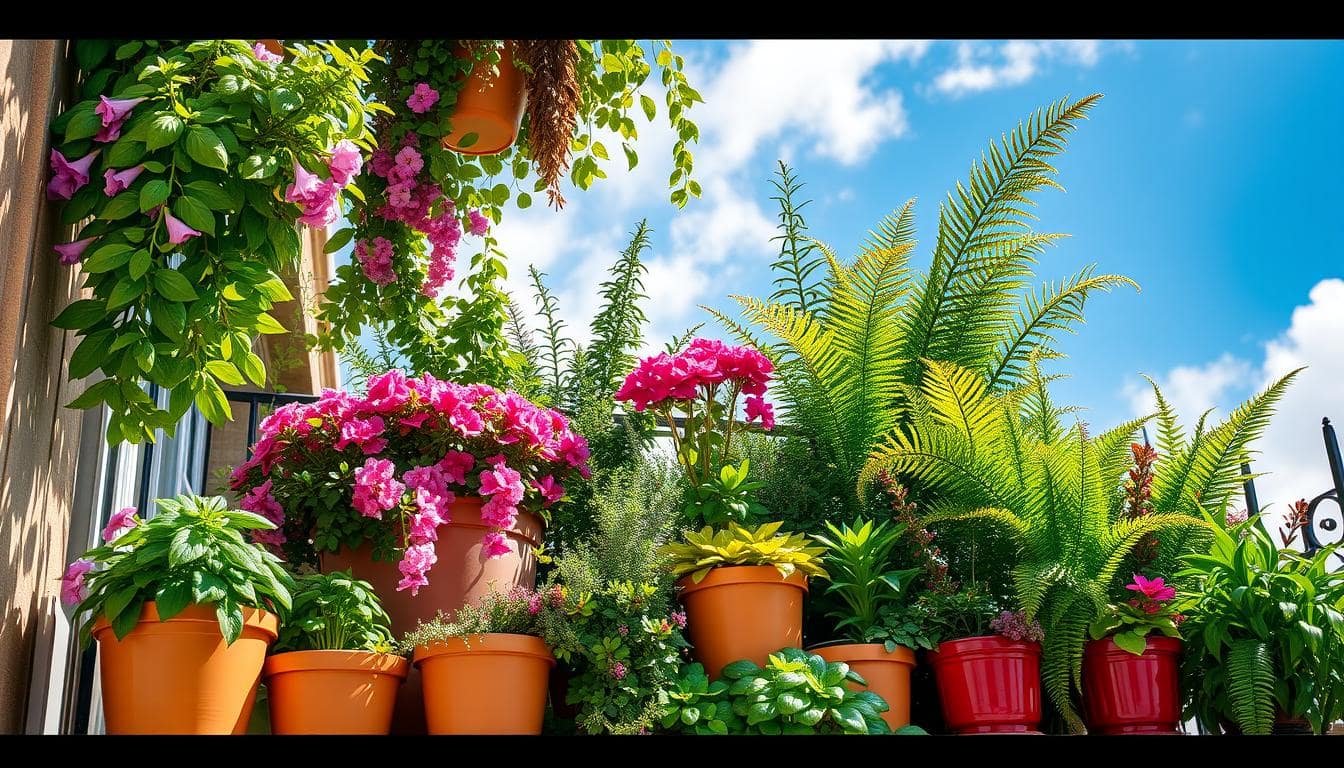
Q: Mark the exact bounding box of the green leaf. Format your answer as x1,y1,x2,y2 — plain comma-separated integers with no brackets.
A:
107,277,144,310
128,248,152,280
155,580,193,620
746,700,777,726
241,353,266,387
182,180,234,210
111,597,144,640
516,192,532,209
82,243,134,273
720,660,759,680
152,269,199,302
323,228,354,254
216,601,243,645
103,585,139,624
830,705,867,733
185,126,229,170
138,179,170,212
64,106,103,142
205,360,244,386
238,154,278,180
145,114,184,151
1113,630,1149,656
640,94,657,122
776,692,809,715
255,278,293,303
68,332,110,379
173,196,215,236
194,377,232,425
52,299,108,330
99,192,141,221
254,313,287,335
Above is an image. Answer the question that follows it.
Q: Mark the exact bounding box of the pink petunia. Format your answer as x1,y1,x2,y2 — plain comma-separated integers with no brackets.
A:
436,450,476,485
481,531,511,559
327,139,363,187
406,82,440,114
468,209,489,237
48,149,99,201
352,457,404,519
101,506,139,542
103,164,144,196
252,42,283,63
533,475,564,507
396,541,437,595
744,395,775,431
54,237,97,266
60,558,95,607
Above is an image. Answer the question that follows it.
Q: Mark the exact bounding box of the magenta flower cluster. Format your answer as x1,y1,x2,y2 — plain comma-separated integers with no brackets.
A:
614,338,776,429
283,139,363,229
989,610,1045,643
230,370,590,596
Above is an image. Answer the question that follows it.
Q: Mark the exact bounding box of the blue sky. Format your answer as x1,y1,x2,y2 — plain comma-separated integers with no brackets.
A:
348,40,1344,521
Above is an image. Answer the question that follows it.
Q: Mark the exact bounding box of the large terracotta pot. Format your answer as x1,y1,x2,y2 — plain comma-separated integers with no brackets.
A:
263,650,408,735
677,565,807,679
320,496,543,635
811,642,916,729
442,41,528,155
928,636,1042,734
93,602,277,734
1083,636,1181,734
414,633,555,734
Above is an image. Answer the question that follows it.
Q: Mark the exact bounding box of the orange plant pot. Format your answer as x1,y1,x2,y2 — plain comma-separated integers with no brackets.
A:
677,565,808,679
93,602,277,735
811,643,916,729
442,42,528,155
320,497,543,635
263,650,409,735
257,39,284,57
414,633,555,734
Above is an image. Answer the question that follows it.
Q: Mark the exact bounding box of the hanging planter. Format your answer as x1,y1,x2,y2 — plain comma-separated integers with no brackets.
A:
321,496,544,635
928,636,1042,734
1082,636,1181,734
442,41,528,156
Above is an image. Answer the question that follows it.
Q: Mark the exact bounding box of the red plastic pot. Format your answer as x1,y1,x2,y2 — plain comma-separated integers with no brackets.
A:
928,636,1042,734
1083,636,1181,734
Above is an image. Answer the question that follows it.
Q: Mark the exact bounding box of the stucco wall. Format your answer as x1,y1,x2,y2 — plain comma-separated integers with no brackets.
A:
0,39,84,734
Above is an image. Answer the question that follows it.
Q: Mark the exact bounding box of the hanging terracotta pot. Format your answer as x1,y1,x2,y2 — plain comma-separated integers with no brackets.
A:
677,565,807,679
928,636,1042,734
320,496,543,635
263,650,409,735
1082,636,1181,734
442,41,528,155
257,39,284,57
414,633,555,734
811,642,916,729
94,602,277,735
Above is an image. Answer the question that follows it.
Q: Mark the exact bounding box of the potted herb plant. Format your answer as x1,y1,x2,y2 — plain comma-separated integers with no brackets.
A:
231,370,590,633
402,585,558,734
59,495,293,734
809,518,927,729
263,570,408,734
1179,512,1344,735
659,649,896,734
1083,573,1184,734
661,523,827,679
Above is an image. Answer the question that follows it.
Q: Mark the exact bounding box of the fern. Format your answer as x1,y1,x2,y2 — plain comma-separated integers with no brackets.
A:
768,161,825,314
1226,640,1276,735
588,220,652,396
529,265,572,406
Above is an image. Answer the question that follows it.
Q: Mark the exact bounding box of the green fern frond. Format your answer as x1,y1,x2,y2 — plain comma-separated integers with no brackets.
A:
768,161,826,315
1227,639,1276,735
588,221,653,396
529,265,571,404
1144,374,1186,457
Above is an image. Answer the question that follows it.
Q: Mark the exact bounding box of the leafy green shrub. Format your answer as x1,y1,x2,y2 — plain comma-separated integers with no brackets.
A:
274,570,394,653
813,519,928,651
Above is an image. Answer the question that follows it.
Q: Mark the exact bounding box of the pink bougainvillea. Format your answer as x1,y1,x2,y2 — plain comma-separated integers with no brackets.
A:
232,371,589,594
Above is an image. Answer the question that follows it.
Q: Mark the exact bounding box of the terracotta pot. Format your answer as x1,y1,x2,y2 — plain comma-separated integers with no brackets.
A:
442,41,528,155
257,39,284,57
1082,636,1181,734
811,642,916,729
414,633,555,734
677,565,807,679
928,636,1042,734
320,496,543,635
263,650,409,734
93,602,277,735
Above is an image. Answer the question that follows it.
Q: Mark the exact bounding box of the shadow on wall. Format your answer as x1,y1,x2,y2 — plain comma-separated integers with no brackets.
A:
0,39,88,734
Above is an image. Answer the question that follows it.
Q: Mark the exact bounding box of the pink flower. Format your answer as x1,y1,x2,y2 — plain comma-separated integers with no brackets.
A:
618,624,629,636
407,82,440,114
610,661,627,680
335,415,387,454
436,451,476,485
103,164,144,196
481,531,511,559
101,507,139,542
327,139,363,187
989,610,1044,643
745,395,775,431
54,237,97,266
162,209,202,244
47,149,99,200
533,475,564,507
252,42,283,63
479,462,525,504
671,609,687,629
60,558,94,607
394,146,424,176
364,369,411,412
239,479,286,548
528,593,543,614
355,237,397,286
480,495,518,530
396,542,437,595
369,149,394,178
1126,573,1176,603
93,96,145,143
352,457,404,519
468,209,489,236
1226,508,1249,527
284,161,341,228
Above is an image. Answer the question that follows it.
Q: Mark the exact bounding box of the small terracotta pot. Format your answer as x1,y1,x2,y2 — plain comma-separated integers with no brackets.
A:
677,565,808,679
263,650,409,735
257,39,284,57
811,642,916,729
414,633,555,734
320,496,543,635
94,602,277,735
928,636,1042,734
442,41,528,155
1083,636,1181,734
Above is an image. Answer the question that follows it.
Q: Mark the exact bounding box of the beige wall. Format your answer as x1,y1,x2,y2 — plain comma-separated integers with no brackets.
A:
0,39,84,735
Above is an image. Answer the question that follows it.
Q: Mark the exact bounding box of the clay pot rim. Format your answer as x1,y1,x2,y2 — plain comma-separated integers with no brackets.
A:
675,565,810,597
1084,635,1182,658
928,634,1041,660
412,632,555,667
92,601,279,642
317,500,546,554
808,641,917,665
263,649,410,678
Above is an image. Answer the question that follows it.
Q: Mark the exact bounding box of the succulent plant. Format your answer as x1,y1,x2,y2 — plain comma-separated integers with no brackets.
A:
660,522,829,584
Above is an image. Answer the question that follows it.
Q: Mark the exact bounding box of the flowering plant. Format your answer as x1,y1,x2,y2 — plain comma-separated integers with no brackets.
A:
1088,573,1182,655
60,495,294,646
230,370,589,595
400,584,560,648
616,338,775,525
47,40,375,443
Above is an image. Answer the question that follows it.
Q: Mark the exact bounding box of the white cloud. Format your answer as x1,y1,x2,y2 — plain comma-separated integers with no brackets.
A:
1123,353,1253,429
932,39,1106,97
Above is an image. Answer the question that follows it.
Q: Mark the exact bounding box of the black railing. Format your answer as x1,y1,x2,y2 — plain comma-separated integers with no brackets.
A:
1302,418,1344,555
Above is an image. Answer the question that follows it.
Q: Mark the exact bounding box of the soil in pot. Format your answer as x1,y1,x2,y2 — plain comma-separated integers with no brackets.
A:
810,642,916,729
927,635,1042,734
263,650,409,735
678,565,807,679
414,633,555,734
94,602,277,735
